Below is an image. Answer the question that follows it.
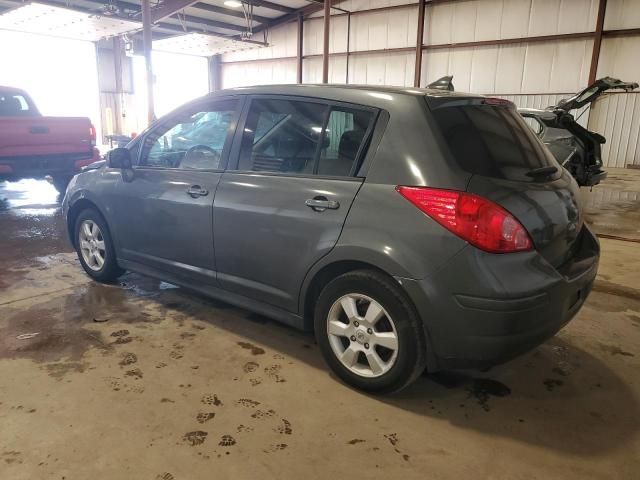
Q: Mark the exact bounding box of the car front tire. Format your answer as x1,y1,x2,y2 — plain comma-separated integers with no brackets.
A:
314,270,427,394
74,208,124,283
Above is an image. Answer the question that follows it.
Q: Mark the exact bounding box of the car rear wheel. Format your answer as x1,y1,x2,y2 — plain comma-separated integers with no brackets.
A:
74,208,124,282
314,270,427,393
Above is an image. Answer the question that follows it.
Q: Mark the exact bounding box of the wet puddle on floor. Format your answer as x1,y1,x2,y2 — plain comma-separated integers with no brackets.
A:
0,275,167,364
0,265,247,368
0,180,71,271
582,185,640,240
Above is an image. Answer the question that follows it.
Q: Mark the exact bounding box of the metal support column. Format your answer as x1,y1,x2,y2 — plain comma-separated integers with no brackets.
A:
345,11,351,84
322,0,330,83
414,0,425,88
112,36,124,135
141,0,155,125
208,55,222,92
297,13,304,84
589,0,608,84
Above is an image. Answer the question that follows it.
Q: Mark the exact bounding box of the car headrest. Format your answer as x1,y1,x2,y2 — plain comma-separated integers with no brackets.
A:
338,130,365,161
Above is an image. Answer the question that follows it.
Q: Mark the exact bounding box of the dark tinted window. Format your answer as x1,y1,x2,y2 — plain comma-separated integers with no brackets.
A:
431,104,558,181
238,99,327,174
140,100,237,169
0,90,34,116
317,107,373,177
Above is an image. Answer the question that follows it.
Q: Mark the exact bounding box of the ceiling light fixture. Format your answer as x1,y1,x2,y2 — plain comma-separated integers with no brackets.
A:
0,2,140,41
224,0,243,7
153,32,263,56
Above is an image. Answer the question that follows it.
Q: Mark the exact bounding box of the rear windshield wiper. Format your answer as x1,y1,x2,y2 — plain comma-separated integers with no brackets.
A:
526,166,558,178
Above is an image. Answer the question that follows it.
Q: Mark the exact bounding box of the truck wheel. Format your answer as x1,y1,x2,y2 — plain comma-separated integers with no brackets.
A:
51,175,72,194
74,208,124,282
314,270,427,394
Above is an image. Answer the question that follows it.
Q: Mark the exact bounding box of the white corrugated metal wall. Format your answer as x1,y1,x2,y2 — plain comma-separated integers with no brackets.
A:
593,0,640,168
221,0,640,167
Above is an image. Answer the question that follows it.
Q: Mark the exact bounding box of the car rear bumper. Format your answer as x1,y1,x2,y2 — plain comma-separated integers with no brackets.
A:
0,149,99,180
400,225,599,371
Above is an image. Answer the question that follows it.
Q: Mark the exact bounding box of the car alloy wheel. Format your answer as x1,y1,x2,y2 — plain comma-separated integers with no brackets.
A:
326,293,399,378
78,219,106,272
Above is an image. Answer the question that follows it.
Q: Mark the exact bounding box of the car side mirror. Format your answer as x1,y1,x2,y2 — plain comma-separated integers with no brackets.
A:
107,147,132,169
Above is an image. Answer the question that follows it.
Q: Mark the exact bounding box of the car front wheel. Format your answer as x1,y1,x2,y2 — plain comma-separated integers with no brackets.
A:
74,208,124,282
314,270,427,394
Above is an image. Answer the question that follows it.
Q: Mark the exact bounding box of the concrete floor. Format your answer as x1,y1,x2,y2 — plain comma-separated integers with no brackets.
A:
0,171,639,480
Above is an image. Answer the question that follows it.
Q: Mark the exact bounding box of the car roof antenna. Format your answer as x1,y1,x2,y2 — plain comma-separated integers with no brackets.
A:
427,76,455,91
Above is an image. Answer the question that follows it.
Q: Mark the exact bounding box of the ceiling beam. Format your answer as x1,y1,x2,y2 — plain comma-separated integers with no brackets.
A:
192,3,271,24
164,12,248,32
150,0,199,23
257,0,469,36
250,0,295,14
153,22,267,46
250,0,341,36
63,0,264,30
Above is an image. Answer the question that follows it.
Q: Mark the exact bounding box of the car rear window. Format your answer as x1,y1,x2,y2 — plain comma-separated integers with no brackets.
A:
0,89,35,116
430,102,559,182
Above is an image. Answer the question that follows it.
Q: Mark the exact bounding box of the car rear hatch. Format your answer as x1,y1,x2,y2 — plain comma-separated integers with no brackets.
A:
553,76,639,112
427,96,585,269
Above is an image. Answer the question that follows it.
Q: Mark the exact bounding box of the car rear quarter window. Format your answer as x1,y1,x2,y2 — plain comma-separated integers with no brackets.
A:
431,103,559,182
317,108,374,177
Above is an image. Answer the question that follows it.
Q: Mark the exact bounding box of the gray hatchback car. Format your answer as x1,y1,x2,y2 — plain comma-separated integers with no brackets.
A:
63,85,599,393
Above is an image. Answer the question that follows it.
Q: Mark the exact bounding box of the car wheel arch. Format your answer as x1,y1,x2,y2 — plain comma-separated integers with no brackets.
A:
67,197,111,248
301,260,385,329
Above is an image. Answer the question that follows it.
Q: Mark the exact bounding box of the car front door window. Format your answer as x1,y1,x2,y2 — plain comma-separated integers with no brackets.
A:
141,100,237,170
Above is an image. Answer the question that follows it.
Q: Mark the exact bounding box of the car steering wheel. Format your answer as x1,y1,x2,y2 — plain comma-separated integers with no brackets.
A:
181,145,220,168
185,144,217,156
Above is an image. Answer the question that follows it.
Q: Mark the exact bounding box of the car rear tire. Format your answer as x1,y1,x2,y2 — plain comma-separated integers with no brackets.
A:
74,208,124,283
314,270,427,394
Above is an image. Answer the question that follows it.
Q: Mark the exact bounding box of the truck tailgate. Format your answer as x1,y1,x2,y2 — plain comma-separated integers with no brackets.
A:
0,117,93,158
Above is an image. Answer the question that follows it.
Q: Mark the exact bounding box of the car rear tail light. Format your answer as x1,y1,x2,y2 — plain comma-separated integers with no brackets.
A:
89,124,96,146
396,186,533,253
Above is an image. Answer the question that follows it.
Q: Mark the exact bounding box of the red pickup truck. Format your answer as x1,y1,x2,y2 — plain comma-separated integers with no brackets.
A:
0,86,99,193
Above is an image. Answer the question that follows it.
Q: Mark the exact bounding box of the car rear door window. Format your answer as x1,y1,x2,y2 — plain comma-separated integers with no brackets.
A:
140,99,237,170
238,99,327,174
238,99,374,177
317,107,374,177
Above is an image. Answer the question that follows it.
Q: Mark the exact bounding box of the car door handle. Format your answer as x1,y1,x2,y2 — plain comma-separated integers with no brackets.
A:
186,185,209,198
29,125,49,134
305,196,340,212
